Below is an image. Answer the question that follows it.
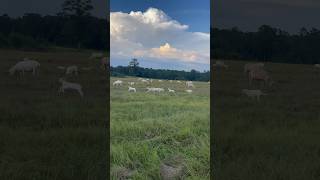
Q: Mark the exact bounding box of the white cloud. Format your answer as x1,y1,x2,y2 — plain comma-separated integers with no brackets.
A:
110,7,210,70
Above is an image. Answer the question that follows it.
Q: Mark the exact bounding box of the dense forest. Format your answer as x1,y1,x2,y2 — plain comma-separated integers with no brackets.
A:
111,59,210,82
212,25,320,64
0,0,108,50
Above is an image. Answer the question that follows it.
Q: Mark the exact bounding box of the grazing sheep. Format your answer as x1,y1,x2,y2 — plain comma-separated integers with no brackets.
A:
244,63,264,76
128,86,136,93
128,82,135,86
65,65,78,75
186,81,195,88
242,89,267,101
158,80,163,82
113,80,123,87
146,87,164,93
9,59,40,76
213,60,228,69
90,52,104,59
177,81,182,83
185,89,193,93
58,78,83,97
248,68,274,87
141,79,150,84
168,88,176,94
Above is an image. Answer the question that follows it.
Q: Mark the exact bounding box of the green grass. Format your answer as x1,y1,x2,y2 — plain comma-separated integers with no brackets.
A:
0,49,108,180
213,60,320,180
111,77,210,179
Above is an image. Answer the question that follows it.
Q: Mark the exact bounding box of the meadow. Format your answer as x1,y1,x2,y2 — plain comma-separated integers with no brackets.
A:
110,77,210,179
0,49,108,180
213,60,320,179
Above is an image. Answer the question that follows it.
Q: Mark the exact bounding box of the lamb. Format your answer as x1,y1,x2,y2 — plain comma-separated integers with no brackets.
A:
242,89,267,101
58,78,83,97
128,82,135,86
168,88,176,94
128,86,136,93
65,65,78,75
113,80,123,87
141,79,150,84
186,81,195,88
185,89,193,93
9,59,40,76
244,63,264,76
248,68,274,87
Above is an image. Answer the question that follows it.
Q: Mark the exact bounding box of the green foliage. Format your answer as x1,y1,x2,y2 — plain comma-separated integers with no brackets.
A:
212,25,320,64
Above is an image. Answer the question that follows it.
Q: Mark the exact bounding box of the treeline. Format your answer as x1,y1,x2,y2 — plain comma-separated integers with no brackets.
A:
0,13,108,50
111,66,210,82
212,25,320,64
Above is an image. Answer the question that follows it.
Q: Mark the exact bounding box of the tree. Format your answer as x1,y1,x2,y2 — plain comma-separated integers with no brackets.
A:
128,58,139,75
60,0,93,17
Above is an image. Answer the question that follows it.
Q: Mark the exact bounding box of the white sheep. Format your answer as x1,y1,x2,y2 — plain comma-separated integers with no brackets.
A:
177,81,182,83
66,65,78,75
186,81,195,88
113,80,123,87
248,68,274,87
169,80,173,83
158,80,163,82
185,89,193,93
242,89,267,101
9,59,40,76
141,79,150,84
128,82,135,86
128,86,136,93
146,87,164,93
58,78,84,97
168,88,176,94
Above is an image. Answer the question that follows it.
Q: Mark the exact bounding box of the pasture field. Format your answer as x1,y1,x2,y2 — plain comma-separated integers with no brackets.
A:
213,60,320,179
0,49,108,180
110,77,210,179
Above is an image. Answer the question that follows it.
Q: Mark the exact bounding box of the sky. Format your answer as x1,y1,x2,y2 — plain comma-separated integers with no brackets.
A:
110,0,210,71
0,0,108,18
213,0,320,34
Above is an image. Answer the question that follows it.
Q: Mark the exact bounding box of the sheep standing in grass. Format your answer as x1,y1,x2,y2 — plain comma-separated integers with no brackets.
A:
113,80,123,87
242,89,267,101
66,65,78,76
58,78,84,97
248,69,274,87
146,87,164,93
185,89,193,93
9,59,40,77
141,79,150,84
128,82,135,86
177,81,182,84
128,86,136,93
168,88,176,94
186,81,195,88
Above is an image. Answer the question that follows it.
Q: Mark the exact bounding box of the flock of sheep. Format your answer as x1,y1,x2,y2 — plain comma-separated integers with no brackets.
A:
8,53,108,98
112,77,204,95
214,60,273,101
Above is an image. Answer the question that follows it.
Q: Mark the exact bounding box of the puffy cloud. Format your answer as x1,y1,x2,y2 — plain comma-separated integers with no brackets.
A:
110,7,210,70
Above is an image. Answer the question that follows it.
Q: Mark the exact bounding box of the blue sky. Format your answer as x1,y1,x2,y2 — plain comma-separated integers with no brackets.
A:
110,0,210,71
